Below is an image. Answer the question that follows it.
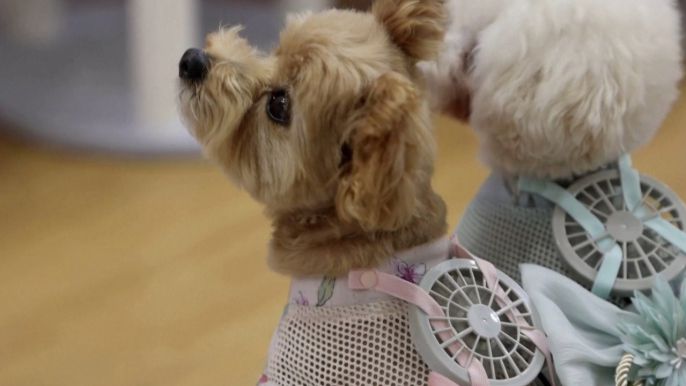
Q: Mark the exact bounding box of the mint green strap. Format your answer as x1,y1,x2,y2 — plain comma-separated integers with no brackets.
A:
591,244,623,299
618,155,642,212
645,217,686,252
519,178,607,237
619,154,686,253
519,178,618,298
521,155,686,300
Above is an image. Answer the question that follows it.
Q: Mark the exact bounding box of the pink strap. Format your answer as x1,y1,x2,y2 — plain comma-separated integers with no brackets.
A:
521,329,555,385
349,270,443,317
428,372,456,386
349,270,489,386
451,236,556,386
349,240,556,386
427,369,490,386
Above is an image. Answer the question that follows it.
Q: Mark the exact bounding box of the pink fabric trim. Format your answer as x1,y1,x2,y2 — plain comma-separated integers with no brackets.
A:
428,371,463,386
348,238,556,386
452,236,556,386
426,369,492,386
256,374,274,386
521,329,555,386
349,270,443,316
289,237,450,308
465,366,490,386
349,270,489,386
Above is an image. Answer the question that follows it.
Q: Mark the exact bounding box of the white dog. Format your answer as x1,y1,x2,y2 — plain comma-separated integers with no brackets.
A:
422,0,683,286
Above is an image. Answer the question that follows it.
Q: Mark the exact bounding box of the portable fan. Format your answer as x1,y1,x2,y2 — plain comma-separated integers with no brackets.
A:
552,169,686,297
407,259,546,386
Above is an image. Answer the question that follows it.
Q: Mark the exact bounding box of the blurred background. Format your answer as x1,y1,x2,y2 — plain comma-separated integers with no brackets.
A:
1,1,686,385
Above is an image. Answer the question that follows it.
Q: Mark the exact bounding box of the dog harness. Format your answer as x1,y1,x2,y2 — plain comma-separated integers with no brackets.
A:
257,237,553,386
519,155,686,300
457,155,686,302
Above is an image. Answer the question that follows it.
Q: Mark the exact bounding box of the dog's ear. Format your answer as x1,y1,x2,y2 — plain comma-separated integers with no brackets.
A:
372,0,446,63
336,72,423,231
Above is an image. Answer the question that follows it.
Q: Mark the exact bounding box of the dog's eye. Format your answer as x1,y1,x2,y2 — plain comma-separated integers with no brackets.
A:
267,90,291,125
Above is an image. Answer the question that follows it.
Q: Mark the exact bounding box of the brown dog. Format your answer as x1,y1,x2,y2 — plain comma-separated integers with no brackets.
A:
178,1,451,384
178,0,447,279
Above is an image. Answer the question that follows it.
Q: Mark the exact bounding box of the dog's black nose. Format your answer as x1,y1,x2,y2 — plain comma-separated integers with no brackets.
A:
179,48,209,81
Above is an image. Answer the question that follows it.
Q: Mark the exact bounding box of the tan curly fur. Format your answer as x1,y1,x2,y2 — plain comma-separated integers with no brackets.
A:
372,0,446,63
178,0,447,277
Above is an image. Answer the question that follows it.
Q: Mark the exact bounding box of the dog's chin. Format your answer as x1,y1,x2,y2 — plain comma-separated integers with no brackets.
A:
177,82,200,132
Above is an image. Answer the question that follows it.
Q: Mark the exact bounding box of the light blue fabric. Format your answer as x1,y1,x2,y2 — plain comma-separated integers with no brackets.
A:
618,154,642,212
592,245,623,299
521,264,642,386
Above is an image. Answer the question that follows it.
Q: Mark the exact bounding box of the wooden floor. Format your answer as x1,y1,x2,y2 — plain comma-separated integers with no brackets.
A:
2,93,686,386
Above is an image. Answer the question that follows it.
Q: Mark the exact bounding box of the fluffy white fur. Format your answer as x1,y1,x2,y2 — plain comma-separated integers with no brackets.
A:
424,0,683,179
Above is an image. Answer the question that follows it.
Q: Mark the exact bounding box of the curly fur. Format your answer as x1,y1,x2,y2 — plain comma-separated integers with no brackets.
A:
337,72,433,231
178,0,447,277
372,0,447,63
423,0,683,179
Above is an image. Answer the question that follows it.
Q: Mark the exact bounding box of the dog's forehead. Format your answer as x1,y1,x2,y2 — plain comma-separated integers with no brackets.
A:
273,10,399,84
279,9,379,46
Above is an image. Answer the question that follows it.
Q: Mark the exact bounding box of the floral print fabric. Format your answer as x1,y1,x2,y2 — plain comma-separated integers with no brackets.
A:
286,237,450,308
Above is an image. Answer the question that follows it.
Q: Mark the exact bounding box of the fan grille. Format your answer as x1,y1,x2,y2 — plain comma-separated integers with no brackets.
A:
428,266,538,381
560,172,686,283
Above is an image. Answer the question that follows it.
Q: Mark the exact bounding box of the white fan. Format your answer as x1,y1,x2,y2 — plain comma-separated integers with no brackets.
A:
519,155,686,299
552,170,686,297
407,259,546,386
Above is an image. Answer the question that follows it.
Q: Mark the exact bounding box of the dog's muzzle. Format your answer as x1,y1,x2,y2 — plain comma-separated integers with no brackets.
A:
179,48,210,82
